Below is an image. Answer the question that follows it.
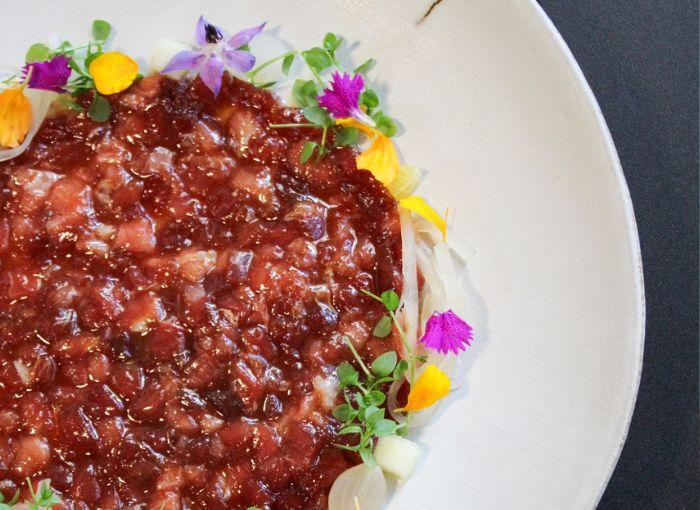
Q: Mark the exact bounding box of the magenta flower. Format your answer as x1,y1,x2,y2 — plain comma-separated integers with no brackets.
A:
318,71,374,125
419,310,474,355
22,55,71,92
162,15,266,96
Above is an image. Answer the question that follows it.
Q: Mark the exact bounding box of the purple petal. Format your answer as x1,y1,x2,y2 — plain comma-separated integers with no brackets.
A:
22,55,72,92
317,72,365,119
226,22,267,49
195,15,208,46
221,48,256,72
198,55,224,96
419,310,474,355
162,50,206,74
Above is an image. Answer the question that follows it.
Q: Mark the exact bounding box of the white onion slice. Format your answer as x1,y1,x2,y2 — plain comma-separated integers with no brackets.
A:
398,209,419,355
150,38,192,78
0,89,57,162
328,463,387,510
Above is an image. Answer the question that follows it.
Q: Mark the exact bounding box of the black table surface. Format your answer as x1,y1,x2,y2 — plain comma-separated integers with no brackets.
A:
536,1,699,509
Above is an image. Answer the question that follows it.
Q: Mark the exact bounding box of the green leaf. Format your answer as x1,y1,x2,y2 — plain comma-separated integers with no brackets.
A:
88,94,111,122
323,32,343,56
373,418,399,436
258,81,277,89
58,96,85,112
92,20,112,41
372,315,393,338
292,79,319,107
334,126,358,147
338,424,362,435
371,351,397,377
393,359,409,380
303,105,332,127
361,405,381,423
354,58,376,75
333,403,356,422
373,111,397,137
380,290,400,311
337,361,359,387
282,54,295,75
299,141,318,164
25,43,50,63
364,390,387,406
359,446,377,467
360,89,379,112
301,47,333,74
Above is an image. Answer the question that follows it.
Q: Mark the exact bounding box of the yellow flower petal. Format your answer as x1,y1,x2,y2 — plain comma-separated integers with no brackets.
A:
337,117,375,137
89,51,139,95
356,133,400,186
336,118,400,186
399,196,447,239
397,364,451,412
0,86,32,148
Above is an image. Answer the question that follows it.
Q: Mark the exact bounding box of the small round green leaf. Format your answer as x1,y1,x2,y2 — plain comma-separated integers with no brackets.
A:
88,94,111,122
282,54,295,76
372,315,393,338
380,290,400,311
92,20,112,41
25,43,50,63
371,351,398,377
336,361,359,387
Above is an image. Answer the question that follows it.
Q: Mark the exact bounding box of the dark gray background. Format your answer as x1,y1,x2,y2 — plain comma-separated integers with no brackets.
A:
536,1,699,509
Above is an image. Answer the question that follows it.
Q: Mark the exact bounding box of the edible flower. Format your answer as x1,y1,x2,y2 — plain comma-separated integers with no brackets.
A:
318,71,374,126
0,86,32,148
399,195,447,239
337,117,400,185
89,51,139,95
419,310,474,355
22,55,72,92
397,364,451,412
162,15,265,96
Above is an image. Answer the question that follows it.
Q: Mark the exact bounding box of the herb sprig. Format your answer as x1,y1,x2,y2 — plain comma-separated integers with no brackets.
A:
255,32,397,163
4,20,118,121
333,337,408,466
0,479,61,510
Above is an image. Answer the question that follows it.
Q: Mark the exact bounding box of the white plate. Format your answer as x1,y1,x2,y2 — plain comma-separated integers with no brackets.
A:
1,1,644,508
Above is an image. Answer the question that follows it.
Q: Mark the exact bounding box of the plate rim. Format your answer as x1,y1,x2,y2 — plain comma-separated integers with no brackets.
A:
524,1,646,507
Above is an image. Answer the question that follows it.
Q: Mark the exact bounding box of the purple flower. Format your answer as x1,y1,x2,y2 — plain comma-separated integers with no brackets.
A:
162,15,265,96
22,55,71,92
419,310,474,355
318,71,374,125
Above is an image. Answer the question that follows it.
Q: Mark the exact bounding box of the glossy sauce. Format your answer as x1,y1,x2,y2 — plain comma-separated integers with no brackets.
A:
0,75,402,509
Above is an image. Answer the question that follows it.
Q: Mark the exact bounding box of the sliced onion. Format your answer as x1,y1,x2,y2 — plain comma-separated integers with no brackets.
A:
150,38,192,78
328,463,387,510
0,89,56,162
398,209,419,355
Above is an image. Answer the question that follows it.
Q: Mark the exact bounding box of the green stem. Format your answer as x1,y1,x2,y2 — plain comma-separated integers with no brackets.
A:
301,54,325,86
248,50,297,84
268,122,321,129
344,336,371,377
320,126,328,151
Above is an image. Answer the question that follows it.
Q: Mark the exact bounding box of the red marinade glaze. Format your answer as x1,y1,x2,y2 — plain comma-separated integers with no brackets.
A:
0,75,403,509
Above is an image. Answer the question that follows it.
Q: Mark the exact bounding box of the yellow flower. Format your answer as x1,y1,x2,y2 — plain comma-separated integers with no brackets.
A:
397,364,451,412
0,86,32,148
399,196,447,239
89,51,139,95
337,117,400,186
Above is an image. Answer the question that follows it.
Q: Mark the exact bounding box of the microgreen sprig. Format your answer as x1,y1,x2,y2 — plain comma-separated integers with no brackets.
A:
333,336,409,467
7,20,119,121
0,479,61,510
260,32,397,164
